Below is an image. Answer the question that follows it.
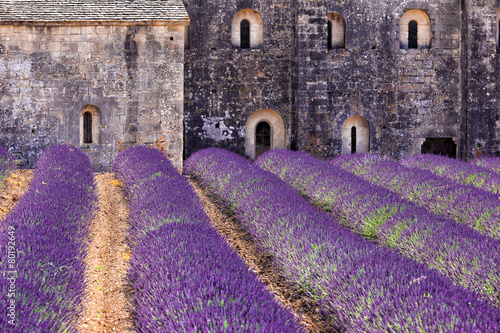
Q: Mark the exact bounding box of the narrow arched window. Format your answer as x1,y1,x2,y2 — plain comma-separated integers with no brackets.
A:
255,121,271,158
83,111,92,143
327,20,332,49
408,20,418,49
327,13,345,49
351,126,357,154
497,7,500,49
241,19,250,49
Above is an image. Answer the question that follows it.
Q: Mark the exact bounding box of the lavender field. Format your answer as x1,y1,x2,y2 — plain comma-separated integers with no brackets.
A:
1,145,500,332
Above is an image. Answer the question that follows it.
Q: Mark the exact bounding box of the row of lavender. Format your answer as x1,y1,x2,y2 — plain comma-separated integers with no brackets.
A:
256,150,500,307
0,146,15,191
474,156,500,174
0,146,97,332
403,154,500,194
113,147,302,332
185,148,500,332
331,154,500,239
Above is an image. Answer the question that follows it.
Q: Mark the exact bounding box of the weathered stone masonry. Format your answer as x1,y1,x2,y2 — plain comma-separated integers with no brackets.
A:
0,0,188,170
0,0,499,169
185,0,500,161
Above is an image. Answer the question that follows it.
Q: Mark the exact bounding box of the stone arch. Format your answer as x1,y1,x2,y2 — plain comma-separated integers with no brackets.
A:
80,104,101,145
327,13,345,49
231,9,264,49
245,109,286,160
342,116,369,155
400,9,431,49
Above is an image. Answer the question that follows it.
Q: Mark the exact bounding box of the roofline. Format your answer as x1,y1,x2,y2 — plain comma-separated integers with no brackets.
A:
0,20,190,27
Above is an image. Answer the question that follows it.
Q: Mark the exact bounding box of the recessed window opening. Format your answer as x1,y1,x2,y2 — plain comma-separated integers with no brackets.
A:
327,13,345,49
255,121,271,158
498,19,500,49
408,20,418,49
231,9,263,49
342,116,369,155
240,19,250,49
327,20,332,49
351,126,357,154
83,111,92,144
399,9,431,49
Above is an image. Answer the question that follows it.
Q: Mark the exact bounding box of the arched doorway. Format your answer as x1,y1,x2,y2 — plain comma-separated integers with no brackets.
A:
255,121,271,158
245,109,286,160
342,116,369,155
421,138,456,158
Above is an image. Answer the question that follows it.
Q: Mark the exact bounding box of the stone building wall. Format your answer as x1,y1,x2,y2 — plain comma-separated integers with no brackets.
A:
462,0,499,159
182,0,293,159
0,23,186,170
295,0,464,160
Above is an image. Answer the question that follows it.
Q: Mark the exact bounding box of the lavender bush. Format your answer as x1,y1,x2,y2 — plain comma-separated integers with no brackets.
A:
256,149,500,307
473,156,500,174
0,146,15,191
185,147,500,332
0,145,97,332
402,154,500,194
331,153,500,239
113,146,302,332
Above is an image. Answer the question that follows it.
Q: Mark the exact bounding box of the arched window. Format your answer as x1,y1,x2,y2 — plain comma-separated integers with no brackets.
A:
255,121,271,158
342,116,369,155
327,13,345,49
351,126,357,154
327,20,332,50
497,8,500,49
80,105,101,145
83,111,92,143
408,20,418,49
240,20,250,49
400,10,431,49
231,9,264,49
245,109,286,160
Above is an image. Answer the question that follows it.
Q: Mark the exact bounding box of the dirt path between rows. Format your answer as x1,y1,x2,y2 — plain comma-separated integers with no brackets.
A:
188,177,336,333
79,172,134,333
0,169,34,223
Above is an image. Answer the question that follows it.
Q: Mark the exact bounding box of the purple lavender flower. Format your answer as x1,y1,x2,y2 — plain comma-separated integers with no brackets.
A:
0,145,97,332
114,146,303,332
185,147,500,332
331,153,500,239
402,154,500,194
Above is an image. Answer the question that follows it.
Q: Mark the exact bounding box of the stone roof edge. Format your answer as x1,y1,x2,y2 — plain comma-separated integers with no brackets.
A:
0,20,190,27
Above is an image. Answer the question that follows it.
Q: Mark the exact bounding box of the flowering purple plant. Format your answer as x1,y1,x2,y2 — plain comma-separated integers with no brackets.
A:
256,149,500,308
186,148,500,332
331,153,500,239
472,156,500,174
0,145,97,332
113,146,302,332
402,154,500,194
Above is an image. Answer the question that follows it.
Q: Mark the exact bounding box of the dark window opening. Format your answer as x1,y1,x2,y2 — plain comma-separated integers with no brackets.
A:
327,20,332,50
83,112,92,144
421,138,456,159
241,19,250,49
255,121,271,158
408,20,418,49
351,126,357,154
211,89,218,112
